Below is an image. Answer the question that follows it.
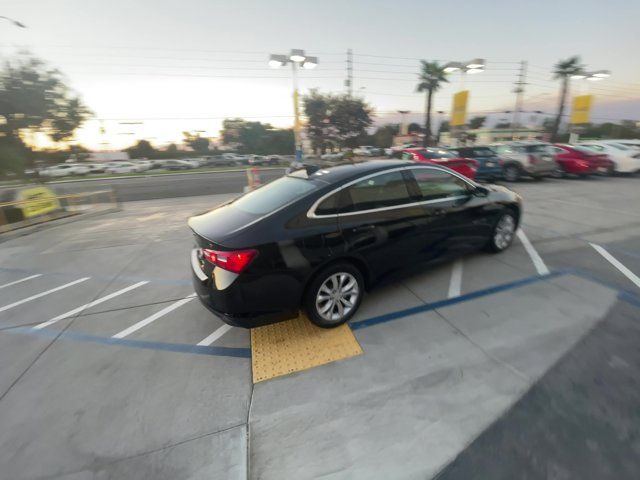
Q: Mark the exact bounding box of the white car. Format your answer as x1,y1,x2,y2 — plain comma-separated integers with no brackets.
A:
104,161,143,174
353,146,381,157
131,160,153,171
40,164,90,178
577,142,640,173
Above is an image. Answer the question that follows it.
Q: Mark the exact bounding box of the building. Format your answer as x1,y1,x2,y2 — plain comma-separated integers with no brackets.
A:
85,152,130,163
440,128,546,146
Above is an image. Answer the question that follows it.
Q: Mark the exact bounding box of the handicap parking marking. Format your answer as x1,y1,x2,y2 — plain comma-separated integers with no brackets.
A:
516,229,550,275
590,243,640,290
0,274,42,291
197,324,232,346
112,293,197,339
33,281,149,330
0,277,91,313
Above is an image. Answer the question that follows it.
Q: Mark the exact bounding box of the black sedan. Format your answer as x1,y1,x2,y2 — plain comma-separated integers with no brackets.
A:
189,160,521,328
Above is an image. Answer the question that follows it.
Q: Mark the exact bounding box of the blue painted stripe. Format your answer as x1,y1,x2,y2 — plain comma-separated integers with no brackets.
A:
9,326,251,358
351,270,567,331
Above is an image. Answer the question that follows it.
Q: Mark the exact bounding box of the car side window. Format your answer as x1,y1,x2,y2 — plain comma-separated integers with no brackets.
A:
401,152,413,160
342,171,412,212
410,168,471,201
315,192,341,216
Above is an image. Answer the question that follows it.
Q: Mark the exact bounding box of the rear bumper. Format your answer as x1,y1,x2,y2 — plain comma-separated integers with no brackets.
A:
190,249,299,328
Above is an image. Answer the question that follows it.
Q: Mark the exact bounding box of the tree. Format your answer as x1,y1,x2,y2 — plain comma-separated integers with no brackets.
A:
369,124,399,148
416,61,449,146
469,116,487,129
0,54,91,145
550,56,584,142
303,90,373,152
407,122,423,134
183,131,210,153
220,118,294,154
126,139,156,159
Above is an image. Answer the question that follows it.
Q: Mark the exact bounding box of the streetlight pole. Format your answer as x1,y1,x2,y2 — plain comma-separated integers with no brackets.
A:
397,110,409,135
268,49,318,164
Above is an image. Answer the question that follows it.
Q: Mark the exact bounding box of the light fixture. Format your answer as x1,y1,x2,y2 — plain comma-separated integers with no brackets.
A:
466,68,483,74
466,58,485,69
570,73,587,79
443,62,462,73
586,76,603,81
289,49,306,63
591,70,610,78
302,56,318,69
268,54,287,68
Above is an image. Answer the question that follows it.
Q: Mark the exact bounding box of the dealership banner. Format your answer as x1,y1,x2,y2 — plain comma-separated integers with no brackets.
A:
570,95,593,125
450,90,469,127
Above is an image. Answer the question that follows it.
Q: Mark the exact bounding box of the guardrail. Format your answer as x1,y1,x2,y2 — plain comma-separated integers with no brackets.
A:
0,188,119,234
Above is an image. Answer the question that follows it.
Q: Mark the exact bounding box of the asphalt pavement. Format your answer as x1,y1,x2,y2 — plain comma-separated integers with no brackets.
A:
0,173,639,479
47,168,286,202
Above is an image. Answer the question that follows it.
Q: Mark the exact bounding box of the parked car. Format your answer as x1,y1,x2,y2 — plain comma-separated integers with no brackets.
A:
104,162,143,174
577,142,640,174
84,163,106,174
131,160,153,171
448,146,503,181
189,160,521,328
599,139,640,151
164,159,195,170
221,153,248,166
489,142,558,181
401,148,478,180
320,151,345,162
387,143,418,157
40,164,90,178
550,144,614,177
353,146,382,157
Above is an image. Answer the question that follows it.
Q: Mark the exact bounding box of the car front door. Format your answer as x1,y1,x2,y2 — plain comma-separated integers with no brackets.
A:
406,166,497,260
335,169,427,282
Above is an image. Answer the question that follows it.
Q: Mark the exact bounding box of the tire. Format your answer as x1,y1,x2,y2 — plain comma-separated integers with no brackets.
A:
303,263,364,328
485,212,517,253
503,164,521,182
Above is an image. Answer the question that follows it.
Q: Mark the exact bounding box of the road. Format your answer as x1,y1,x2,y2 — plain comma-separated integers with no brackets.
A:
47,168,286,202
0,175,639,479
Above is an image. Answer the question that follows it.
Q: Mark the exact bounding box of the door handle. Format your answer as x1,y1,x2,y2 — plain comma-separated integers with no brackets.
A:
351,225,376,233
433,208,446,216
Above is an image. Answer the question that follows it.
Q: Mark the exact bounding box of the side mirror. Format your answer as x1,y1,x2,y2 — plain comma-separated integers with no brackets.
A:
473,185,489,197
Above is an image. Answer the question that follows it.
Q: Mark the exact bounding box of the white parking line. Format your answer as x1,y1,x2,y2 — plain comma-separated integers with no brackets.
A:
112,293,197,339
0,277,90,313
197,324,232,346
0,274,42,290
33,281,149,330
517,229,550,275
590,243,640,290
448,259,463,298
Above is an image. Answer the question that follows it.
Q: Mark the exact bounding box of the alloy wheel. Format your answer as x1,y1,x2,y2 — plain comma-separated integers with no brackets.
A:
494,214,515,250
315,272,360,323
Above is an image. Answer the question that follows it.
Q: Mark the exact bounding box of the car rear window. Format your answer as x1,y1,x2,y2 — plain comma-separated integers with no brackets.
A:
471,147,495,156
524,145,550,153
414,149,455,159
232,176,318,215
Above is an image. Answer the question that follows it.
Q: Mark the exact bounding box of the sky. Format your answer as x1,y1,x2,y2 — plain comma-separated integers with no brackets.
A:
1,0,639,150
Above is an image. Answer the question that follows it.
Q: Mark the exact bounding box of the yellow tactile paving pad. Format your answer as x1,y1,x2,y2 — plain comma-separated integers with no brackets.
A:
250,314,363,383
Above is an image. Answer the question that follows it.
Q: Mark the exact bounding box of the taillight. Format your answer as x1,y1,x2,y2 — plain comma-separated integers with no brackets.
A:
202,248,258,274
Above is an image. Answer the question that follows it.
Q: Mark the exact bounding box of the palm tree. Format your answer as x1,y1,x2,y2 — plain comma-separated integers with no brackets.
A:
416,61,448,147
550,56,585,142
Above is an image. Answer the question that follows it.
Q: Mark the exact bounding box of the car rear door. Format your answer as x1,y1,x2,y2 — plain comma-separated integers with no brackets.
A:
335,169,427,281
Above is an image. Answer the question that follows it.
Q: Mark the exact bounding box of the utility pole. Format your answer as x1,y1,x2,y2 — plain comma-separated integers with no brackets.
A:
511,60,527,140
345,48,353,97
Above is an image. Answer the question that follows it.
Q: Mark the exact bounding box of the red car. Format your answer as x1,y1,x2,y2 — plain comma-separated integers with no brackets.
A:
402,148,478,180
552,144,614,176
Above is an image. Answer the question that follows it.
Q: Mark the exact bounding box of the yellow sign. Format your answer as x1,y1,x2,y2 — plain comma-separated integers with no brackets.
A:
570,95,593,124
15,186,61,218
451,90,469,127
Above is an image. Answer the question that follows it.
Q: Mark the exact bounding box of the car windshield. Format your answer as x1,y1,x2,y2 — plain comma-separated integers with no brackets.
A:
232,176,318,215
471,147,495,156
607,143,629,150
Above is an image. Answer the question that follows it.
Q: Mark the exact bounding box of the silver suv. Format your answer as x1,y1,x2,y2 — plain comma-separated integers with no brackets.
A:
490,142,559,182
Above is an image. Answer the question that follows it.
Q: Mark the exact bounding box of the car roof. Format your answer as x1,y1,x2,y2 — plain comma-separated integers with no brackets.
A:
299,159,412,184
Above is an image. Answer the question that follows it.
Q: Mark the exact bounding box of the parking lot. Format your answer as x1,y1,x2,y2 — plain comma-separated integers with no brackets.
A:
0,174,639,479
